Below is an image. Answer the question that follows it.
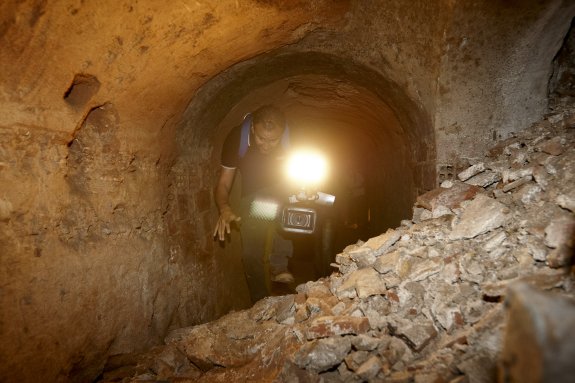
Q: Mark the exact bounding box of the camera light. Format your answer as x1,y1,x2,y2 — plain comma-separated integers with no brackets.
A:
286,150,328,186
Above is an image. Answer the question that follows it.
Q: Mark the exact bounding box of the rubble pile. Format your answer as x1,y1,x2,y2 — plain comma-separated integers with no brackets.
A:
100,108,575,382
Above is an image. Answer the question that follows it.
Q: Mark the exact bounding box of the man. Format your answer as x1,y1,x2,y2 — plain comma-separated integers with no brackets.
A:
213,105,294,303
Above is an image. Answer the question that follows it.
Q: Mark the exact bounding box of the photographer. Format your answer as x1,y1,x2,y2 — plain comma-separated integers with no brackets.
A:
213,105,294,303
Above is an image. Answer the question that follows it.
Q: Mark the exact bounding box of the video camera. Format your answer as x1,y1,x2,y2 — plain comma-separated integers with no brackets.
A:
248,150,335,234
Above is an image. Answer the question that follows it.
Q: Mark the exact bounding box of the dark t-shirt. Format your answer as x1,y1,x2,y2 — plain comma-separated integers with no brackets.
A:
221,125,287,198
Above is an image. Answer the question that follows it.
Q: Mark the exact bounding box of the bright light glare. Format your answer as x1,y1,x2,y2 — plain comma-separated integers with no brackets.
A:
286,150,328,185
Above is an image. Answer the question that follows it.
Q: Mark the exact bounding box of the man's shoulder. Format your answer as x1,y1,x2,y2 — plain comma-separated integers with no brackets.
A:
221,125,243,167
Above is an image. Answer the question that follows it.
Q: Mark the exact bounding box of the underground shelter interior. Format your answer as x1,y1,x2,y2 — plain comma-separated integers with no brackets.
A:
1,1,575,382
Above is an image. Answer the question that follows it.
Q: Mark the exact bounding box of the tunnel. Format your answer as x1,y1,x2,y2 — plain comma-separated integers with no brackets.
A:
179,51,434,283
1,1,575,382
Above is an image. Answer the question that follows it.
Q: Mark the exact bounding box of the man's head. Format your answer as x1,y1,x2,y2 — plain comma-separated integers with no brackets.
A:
251,105,286,155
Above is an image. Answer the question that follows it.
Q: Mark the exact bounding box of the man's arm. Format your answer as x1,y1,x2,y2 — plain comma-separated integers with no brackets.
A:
213,167,241,241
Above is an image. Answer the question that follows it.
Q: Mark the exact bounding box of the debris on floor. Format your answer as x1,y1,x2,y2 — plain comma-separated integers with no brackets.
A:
99,106,575,383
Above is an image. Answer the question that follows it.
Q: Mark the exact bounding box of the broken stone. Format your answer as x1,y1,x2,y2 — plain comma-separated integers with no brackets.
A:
450,194,507,240
294,336,352,372
392,319,438,352
441,180,454,188
362,228,402,256
351,334,381,351
306,297,334,318
526,240,548,262
546,244,574,268
544,214,575,249
306,316,370,340
465,170,502,188
502,167,533,183
502,175,533,192
416,181,481,211
532,165,550,190
373,250,400,274
538,136,566,156
356,269,387,298
516,183,542,204
276,295,296,324
405,258,442,282
360,295,391,329
336,267,385,299
344,350,370,371
355,355,382,380
431,205,453,219
556,192,575,212
483,231,507,253
457,163,486,181
501,283,575,382
348,247,377,268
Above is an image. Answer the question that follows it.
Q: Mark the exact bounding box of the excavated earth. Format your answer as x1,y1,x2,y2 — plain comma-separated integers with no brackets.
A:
98,107,575,382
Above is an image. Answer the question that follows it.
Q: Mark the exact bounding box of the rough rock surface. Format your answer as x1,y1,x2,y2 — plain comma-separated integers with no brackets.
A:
98,105,575,383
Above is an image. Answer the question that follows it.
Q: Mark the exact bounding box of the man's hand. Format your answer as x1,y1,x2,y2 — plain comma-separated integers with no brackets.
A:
213,207,241,241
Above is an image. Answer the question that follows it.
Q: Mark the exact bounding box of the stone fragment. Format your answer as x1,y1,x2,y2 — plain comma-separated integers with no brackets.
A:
440,180,454,188
306,316,370,340
306,297,334,318
348,247,376,268
344,350,370,371
416,181,481,211
516,184,542,204
501,283,575,383
335,252,353,266
431,205,453,219
544,214,575,249
351,334,380,351
465,170,501,188
502,175,532,192
360,295,391,329
355,355,382,380
406,258,442,282
294,336,352,372
276,295,296,324
373,250,400,274
393,319,438,352
336,267,385,299
532,165,549,190
546,244,574,268
356,270,387,298
337,363,363,383
449,194,507,240
538,136,566,156
415,206,434,222
502,167,533,183
362,229,402,256
249,295,290,322
299,280,332,298
526,240,548,262
483,231,507,253
458,162,485,181
556,193,575,212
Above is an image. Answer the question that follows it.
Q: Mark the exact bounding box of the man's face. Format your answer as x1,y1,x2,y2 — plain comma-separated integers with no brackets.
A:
252,123,283,155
